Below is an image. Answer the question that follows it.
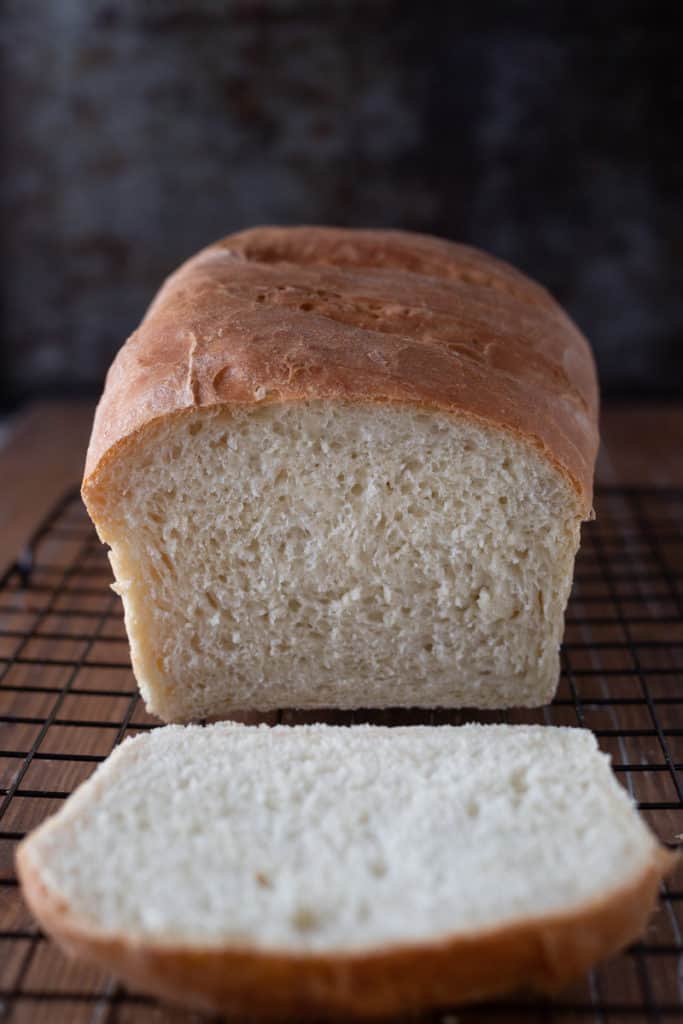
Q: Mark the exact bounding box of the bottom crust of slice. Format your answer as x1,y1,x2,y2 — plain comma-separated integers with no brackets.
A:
17,847,674,1021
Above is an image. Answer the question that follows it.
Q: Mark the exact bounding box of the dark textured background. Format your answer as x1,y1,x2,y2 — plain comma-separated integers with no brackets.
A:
2,0,682,408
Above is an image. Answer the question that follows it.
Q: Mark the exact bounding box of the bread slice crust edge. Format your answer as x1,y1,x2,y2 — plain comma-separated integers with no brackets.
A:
16,841,674,1020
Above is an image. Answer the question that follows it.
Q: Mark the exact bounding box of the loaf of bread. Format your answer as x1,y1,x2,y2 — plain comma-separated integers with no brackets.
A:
82,227,599,721
17,723,671,1019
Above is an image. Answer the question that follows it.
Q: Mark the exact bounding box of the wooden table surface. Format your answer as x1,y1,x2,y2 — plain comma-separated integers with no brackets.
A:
0,400,682,575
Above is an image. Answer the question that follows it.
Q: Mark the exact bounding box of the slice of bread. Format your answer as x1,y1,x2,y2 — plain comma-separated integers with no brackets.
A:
17,723,672,1019
81,226,599,720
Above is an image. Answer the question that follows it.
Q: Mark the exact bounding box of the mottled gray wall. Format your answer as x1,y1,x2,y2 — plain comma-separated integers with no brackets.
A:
2,0,682,406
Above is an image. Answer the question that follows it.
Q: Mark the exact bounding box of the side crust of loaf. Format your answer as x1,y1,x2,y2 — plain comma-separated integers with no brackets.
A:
17,845,673,1020
82,226,599,518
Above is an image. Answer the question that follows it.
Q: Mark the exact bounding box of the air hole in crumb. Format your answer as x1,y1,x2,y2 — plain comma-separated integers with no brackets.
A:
291,907,318,931
299,301,314,312
423,642,433,654
499,496,508,506
466,798,479,819
205,590,219,610
188,422,203,436
288,598,301,613
160,552,175,575
350,482,363,496
256,294,266,303
255,871,272,888
370,860,387,878
510,767,529,795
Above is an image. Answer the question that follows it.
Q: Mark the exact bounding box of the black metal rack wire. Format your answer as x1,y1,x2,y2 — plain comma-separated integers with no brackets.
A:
0,486,681,1023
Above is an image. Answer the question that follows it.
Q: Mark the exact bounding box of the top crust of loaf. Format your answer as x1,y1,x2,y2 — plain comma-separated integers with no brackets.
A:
82,226,599,514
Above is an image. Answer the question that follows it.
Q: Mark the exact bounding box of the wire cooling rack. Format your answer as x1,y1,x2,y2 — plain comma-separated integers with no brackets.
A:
0,486,681,1024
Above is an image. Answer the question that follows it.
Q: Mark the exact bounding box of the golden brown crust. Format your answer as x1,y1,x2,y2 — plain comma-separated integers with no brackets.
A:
82,226,599,516
17,843,674,1020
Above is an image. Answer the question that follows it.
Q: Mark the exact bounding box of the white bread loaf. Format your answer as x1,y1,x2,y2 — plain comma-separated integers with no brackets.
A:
82,227,599,721
17,723,671,1020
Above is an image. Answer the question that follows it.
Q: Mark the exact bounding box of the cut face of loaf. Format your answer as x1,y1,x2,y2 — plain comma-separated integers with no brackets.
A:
88,401,582,720
16,724,672,1019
